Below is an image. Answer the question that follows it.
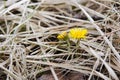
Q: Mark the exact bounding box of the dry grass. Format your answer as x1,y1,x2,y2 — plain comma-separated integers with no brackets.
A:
0,0,120,80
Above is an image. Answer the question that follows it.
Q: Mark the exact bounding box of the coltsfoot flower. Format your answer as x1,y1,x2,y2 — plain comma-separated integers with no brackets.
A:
57,31,67,40
68,28,87,39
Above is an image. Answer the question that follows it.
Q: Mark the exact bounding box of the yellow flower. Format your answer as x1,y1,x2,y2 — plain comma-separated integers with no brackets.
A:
57,31,67,40
68,28,87,39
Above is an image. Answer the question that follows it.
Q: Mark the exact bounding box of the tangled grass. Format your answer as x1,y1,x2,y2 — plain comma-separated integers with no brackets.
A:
0,0,120,80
